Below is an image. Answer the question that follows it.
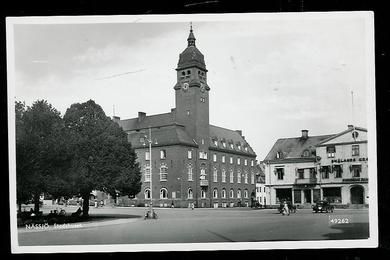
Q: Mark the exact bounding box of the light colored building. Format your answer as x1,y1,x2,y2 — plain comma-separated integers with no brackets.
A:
263,126,368,208
263,130,334,208
315,125,368,206
255,164,267,207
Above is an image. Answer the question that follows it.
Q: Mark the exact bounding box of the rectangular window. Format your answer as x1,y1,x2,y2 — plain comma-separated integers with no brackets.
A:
321,166,330,179
237,172,241,183
351,165,362,177
237,158,241,165
160,150,166,159
334,165,343,178
160,167,168,181
251,160,254,167
244,173,248,184
244,159,248,166
199,151,208,160
222,155,225,163
297,169,304,179
352,145,360,156
213,169,218,182
276,168,284,180
294,189,301,204
251,174,255,184
230,171,234,183
145,151,150,160
188,167,193,181
326,146,336,158
188,150,192,159
213,153,217,162
222,170,226,183
230,157,233,164
144,167,151,182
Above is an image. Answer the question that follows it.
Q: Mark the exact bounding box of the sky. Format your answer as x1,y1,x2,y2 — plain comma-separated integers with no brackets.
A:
9,13,374,160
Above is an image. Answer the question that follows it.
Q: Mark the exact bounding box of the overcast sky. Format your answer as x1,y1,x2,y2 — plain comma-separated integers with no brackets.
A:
9,13,374,160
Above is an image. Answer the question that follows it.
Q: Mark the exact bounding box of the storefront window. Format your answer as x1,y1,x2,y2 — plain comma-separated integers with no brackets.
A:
322,187,341,203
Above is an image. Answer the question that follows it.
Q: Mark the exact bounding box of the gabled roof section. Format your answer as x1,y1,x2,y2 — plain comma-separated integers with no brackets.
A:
317,126,367,145
263,134,335,162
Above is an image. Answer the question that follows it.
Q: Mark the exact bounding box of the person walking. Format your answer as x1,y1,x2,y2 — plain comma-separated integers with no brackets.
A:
283,201,290,216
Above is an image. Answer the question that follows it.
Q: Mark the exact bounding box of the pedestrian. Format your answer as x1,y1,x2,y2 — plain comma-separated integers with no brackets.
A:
100,200,104,207
171,201,174,208
94,199,98,208
283,201,290,216
191,203,194,210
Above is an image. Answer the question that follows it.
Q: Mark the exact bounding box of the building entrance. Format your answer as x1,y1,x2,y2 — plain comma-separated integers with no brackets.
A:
304,189,311,203
275,188,292,203
350,185,364,204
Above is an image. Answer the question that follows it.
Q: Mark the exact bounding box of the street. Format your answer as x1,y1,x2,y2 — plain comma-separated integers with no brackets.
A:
18,206,369,245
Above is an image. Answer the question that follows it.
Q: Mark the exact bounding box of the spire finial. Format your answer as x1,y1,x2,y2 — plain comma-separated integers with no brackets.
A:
187,22,196,47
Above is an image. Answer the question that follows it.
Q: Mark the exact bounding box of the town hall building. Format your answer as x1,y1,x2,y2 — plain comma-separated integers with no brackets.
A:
113,26,257,208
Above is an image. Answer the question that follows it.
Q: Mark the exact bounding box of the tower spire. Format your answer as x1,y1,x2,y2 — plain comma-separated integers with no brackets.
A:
187,22,196,47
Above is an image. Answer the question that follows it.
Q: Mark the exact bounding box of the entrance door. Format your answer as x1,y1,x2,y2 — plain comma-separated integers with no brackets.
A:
350,186,364,204
304,190,311,203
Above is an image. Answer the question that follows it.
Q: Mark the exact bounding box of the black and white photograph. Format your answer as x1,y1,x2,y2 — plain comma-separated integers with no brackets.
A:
6,12,377,253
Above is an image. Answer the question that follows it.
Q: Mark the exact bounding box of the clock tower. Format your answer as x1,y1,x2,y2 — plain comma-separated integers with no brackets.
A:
174,25,210,149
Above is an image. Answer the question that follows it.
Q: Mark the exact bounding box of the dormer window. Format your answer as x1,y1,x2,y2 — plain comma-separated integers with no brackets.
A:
244,146,248,152
237,144,241,150
213,140,218,146
302,150,310,157
276,152,282,159
222,141,226,148
230,143,234,149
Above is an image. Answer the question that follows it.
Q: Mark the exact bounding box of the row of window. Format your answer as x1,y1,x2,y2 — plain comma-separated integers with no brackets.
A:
144,165,256,184
212,139,249,152
326,144,360,158
144,150,255,167
256,186,266,193
275,164,363,180
210,168,255,184
143,187,250,200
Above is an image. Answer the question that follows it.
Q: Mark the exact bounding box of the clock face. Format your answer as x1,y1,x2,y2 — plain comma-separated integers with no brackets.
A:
182,82,189,91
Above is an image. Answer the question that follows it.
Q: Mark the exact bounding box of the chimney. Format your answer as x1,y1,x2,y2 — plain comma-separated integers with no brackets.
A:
171,108,176,121
235,130,242,136
112,116,120,124
301,129,309,139
348,125,354,130
138,112,146,122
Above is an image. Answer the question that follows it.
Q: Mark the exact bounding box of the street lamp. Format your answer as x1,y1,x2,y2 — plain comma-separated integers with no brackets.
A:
141,126,158,219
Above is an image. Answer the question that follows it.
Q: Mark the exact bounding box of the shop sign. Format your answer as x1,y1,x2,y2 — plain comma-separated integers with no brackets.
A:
331,157,368,163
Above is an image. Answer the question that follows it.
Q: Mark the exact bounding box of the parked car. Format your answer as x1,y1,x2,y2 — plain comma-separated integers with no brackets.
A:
312,200,334,213
278,201,297,213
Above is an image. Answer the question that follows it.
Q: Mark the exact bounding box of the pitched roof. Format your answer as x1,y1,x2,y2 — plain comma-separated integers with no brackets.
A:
127,124,196,149
263,134,335,162
118,112,174,131
317,126,367,145
209,125,256,156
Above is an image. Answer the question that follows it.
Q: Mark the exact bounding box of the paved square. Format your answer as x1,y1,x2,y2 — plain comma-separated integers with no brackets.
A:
17,206,369,245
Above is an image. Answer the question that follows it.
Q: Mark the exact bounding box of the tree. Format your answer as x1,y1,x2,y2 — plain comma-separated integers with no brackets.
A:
63,100,141,217
15,100,70,213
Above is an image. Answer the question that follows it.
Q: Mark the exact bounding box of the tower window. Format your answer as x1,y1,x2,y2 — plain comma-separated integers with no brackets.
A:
187,70,191,75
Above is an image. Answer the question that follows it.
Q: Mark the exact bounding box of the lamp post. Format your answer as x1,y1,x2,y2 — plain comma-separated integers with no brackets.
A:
142,126,157,218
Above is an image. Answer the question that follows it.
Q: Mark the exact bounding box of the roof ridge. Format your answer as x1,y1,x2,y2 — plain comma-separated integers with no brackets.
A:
276,133,336,141
120,112,172,122
209,124,240,133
